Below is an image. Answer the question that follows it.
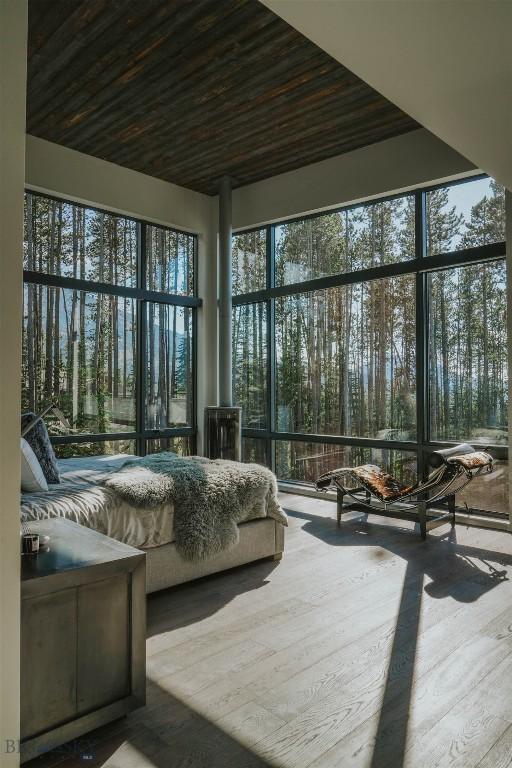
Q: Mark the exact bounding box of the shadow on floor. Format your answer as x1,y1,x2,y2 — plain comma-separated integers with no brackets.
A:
26,679,274,768
146,558,280,636
285,503,510,768
27,508,511,768
285,506,509,602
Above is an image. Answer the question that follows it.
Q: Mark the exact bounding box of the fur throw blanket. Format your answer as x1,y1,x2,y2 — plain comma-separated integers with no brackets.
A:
104,452,287,561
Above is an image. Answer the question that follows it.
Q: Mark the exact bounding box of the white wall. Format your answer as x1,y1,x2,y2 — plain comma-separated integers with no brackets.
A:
262,0,512,192
25,136,218,450
233,128,475,230
0,0,27,764
26,136,212,235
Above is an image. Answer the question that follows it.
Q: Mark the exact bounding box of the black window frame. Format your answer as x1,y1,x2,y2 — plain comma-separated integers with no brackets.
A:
23,188,201,456
232,174,507,516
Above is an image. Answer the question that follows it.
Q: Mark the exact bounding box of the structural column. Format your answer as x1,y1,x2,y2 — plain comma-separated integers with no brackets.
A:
203,176,241,461
218,175,233,407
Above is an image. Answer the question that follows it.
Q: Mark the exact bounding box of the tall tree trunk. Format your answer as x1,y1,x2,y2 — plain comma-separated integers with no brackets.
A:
93,215,105,421
439,274,450,438
53,204,63,399
26,195,36,409
78,209,86,427
170,233,179,404
44,204,56,399
482,266,490,425
147,233,155,423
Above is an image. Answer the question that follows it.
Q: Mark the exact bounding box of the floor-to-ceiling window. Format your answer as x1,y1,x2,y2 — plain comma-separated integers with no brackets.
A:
232,175,507,516
22,191,199,457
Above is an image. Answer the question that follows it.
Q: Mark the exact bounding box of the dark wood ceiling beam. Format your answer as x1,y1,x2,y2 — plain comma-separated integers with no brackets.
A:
99,107,414,194
36,7,295,150
28,0,92,58
77,49,365,166
28,0,216,126
174,114,418,193
64,21,308,155
87,61,359,170
221,121,418,190
28,0,121,92
28,0,258,133
27,0,419,195
149,89,400,181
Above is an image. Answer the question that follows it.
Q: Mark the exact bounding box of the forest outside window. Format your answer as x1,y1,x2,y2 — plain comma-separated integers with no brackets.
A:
275,441,417,487
232,174,507,515
426,177,505,256
146,224,195,296
274,194,415,286
233,302,268,429
24,193,138,286
54,440,137,459
146,437,194,456
242,438,270,466
232,228,267,295
275,276,416,440
145,303,193,430
428,260,507,444
23,191,198,456
22,285,136,434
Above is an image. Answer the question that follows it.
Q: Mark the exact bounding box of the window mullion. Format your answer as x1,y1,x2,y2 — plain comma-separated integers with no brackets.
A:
415,189,427,479
268,225,276,471
136,223,147,456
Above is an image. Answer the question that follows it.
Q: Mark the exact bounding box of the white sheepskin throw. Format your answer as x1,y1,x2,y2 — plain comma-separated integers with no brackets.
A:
104,452,287,561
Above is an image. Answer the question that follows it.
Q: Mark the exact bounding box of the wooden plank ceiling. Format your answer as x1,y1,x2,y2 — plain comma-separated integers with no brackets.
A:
27,0,419,195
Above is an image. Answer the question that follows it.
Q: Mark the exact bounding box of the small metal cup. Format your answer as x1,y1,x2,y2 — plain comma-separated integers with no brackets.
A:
22,533,40,555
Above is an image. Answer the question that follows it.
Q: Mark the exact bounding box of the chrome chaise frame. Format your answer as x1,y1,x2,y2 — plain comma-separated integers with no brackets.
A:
316,446,493,540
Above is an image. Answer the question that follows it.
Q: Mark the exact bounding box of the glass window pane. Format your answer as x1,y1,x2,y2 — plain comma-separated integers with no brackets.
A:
428,261,507,444
233,303,268,429
276,276,416,440
426,177,505,255
232,229,266,294
24,193,137,287
456,457,508,516
276,440,417,487
242,438,270,467
54,440,136,459
146,225,195,296
22,285,136,433
275,196,414,286
146,304,193,429
146,436,194,456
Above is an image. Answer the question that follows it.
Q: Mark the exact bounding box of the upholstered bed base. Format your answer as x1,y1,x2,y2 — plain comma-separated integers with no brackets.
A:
145,517,285,593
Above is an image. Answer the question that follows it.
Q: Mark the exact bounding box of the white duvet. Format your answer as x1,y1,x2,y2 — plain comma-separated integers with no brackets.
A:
20,453,280,550
20,454,174,548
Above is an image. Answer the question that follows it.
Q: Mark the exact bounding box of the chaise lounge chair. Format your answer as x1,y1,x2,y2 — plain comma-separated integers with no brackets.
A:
315,443,493,540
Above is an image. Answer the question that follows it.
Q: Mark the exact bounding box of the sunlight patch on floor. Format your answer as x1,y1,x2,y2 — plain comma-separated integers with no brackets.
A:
101,742,157,768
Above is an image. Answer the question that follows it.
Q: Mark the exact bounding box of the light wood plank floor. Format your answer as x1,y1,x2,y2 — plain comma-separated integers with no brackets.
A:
28,494,512,768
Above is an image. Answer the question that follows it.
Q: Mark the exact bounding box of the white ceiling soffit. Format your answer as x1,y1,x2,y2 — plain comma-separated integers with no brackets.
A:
260,0,512,190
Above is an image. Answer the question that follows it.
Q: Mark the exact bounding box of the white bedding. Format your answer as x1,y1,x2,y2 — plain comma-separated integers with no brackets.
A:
20,454,174,548
20,453,279,550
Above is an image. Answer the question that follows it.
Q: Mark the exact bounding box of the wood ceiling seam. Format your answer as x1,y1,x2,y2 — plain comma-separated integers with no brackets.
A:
28,0,215,125
27,0,261,129
83,63,362,168
47,16,302,151
149,92,407,180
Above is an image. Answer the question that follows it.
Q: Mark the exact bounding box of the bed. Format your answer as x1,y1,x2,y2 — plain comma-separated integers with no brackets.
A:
20,454,286,593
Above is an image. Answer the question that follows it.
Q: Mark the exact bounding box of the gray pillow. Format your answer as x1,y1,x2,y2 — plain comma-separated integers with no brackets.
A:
21,413,60,484
21,438,48,492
